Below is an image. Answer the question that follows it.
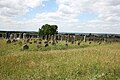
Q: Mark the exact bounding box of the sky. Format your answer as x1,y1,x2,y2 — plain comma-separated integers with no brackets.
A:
0,0,120,34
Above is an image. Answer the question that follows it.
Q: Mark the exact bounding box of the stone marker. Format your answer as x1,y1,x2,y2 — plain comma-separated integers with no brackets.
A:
52,40,56,45
83,35,86,42
38,41,41,44
22,44,29,50
78,42,81,45
23,33,27,40
6,39,11,44
10,34,14,39
89,42,91,44
12,39,17,43
65,43,68,47
29,42,32,44
19,33,22,39
45,43,49,47
99,42,101,45
14,33,17,39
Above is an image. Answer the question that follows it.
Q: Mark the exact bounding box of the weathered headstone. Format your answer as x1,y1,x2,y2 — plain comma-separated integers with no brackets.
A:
52,40,56,45
0,34,2,38
26,39,30,43
29,42,32,44
44,43,49,47
60,35,63,41
23,33,27,40
65,43,68,47
78,41,81,45
19,33,22,39
5,32,10,39
14,33,17,39
6,39,11,44
10,34,14,39
83,35,86,42
38,41,41,44
89,42,91,44
22,44,29,50
73,35,76,44
51,35,54,41
12,39,17,43
99,42,102,45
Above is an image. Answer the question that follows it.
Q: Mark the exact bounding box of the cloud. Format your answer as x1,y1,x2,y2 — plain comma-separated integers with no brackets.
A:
0,0,43,17
0,0,120,34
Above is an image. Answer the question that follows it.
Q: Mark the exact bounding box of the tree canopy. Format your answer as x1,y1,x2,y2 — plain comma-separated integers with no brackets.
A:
38,24,58,37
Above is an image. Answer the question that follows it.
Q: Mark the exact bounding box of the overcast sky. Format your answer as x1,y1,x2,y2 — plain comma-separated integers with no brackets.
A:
0,0,120,34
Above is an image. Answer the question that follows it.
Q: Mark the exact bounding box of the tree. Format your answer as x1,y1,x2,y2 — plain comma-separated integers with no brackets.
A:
38,24,58,37
38,28,44,37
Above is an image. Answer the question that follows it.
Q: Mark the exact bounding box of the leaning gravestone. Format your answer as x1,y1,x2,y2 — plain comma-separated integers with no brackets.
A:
12,39,17,43
6,39,11,44
22,44,29,50
44,43,49,47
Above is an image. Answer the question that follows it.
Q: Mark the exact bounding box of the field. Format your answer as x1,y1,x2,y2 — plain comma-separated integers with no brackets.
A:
0,38,120,80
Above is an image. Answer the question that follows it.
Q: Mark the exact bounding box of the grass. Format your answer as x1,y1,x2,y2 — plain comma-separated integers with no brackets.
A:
0,38,120,80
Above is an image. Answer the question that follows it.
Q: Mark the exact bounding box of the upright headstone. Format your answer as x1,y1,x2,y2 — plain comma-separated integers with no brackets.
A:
60,35,63,41
14,33,17,39
45,35,47,40
51,35,54,41
23,33,26,40
19,33,22,39
73,35,76,44
10,34,14,39
65,35,68,43
83,35,86,42
5,32,10,39
6,39,11,44
22,44,29,50
0,34,2,38
67,35,70,42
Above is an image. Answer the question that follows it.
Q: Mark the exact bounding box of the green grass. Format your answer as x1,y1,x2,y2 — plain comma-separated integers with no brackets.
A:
0,38,120,80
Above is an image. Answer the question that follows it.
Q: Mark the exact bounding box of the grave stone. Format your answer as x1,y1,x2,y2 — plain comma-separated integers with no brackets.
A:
23,33,27,40
83,35,86,42
6,39,11,44
10,34,14,39
14,33,17,39
22,44,29,50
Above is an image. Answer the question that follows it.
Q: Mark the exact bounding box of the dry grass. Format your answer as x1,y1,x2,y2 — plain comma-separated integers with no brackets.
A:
0,38,120,80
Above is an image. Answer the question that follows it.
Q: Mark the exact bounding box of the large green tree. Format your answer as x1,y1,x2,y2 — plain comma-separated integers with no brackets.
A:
38,24,58,37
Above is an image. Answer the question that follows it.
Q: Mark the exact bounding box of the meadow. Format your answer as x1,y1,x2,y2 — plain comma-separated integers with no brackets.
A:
0,38,120,80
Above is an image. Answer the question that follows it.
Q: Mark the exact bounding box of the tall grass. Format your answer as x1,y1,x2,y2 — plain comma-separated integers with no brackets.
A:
0,38,120,80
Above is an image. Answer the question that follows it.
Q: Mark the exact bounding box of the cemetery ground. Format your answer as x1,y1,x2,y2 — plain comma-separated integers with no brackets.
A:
0,38,120,80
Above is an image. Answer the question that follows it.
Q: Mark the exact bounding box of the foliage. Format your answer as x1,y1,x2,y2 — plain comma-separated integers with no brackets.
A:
38,24,58,37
